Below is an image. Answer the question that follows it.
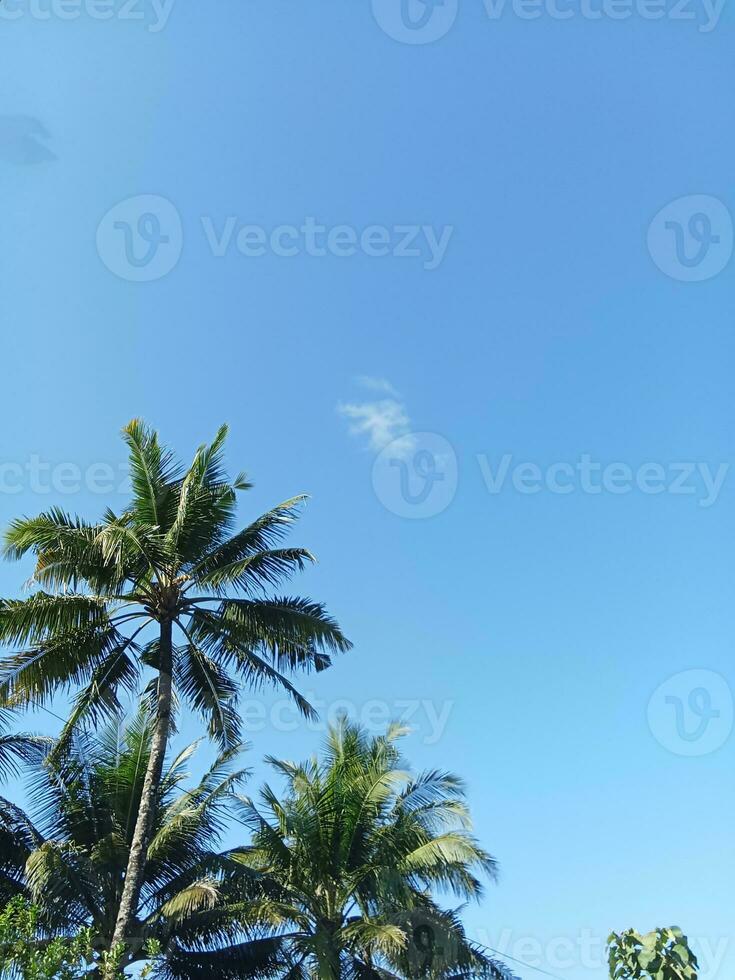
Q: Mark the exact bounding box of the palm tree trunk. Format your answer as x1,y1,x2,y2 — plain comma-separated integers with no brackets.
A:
106,619,173,974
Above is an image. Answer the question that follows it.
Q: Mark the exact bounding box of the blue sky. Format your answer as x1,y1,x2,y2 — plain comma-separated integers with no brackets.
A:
1,2,734,978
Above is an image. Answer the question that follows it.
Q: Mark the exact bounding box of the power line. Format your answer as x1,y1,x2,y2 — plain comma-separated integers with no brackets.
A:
480,942,570,980
28,699,69,726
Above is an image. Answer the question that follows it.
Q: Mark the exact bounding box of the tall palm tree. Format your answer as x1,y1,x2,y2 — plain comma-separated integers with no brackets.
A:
234,718,516,980
0,420,350,970
0,712,293,979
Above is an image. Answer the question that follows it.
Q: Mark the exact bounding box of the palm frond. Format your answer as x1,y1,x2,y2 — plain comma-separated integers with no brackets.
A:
122,418,181,532
174,635,241,750
188,497,308,583
158,878,220,923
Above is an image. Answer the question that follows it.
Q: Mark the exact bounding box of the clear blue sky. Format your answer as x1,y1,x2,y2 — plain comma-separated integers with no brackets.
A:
1,3,733,979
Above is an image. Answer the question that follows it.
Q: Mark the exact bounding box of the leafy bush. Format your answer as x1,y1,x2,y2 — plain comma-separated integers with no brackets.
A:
0,897,93,979
608,927,698,980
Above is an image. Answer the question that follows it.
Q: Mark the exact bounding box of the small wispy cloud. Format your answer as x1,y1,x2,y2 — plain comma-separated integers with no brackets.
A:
337,377,416,457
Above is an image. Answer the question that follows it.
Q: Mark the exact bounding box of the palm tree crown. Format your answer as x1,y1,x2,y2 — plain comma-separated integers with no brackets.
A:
0,420,349,747
235,718,515,980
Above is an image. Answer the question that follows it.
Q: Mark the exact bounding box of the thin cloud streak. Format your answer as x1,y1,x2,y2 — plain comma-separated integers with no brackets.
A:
337,378,416,458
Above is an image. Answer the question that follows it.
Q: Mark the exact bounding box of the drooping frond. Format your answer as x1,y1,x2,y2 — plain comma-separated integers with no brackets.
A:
156,935,295,980
0,624,135,710
174,637,242,750
0,593,111,647
159,879,220,923
3,508,131,593
0,709,49,780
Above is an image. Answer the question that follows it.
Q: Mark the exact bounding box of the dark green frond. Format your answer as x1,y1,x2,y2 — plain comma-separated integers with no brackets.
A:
189,497,308,583
174,639,242,750
0,593,111,647
0,625,132,709
157,935,294,980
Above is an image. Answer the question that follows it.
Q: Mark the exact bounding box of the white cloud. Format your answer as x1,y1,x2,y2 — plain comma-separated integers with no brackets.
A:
337,379,416,457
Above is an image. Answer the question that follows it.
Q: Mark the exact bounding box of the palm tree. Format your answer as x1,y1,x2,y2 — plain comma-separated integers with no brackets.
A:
0,420,350,970
234,718,516,979
0,712,295,979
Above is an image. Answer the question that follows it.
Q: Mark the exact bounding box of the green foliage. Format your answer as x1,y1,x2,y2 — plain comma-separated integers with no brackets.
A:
233,716,517,979
0,420,350,755
0,421,350,964
0,714,253,978
0,897,92,979
608,927,698,980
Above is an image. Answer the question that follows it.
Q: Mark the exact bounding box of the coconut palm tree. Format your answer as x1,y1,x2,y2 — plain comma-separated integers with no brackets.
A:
0,420,350,970
0,711,295,979
233,718,516,980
